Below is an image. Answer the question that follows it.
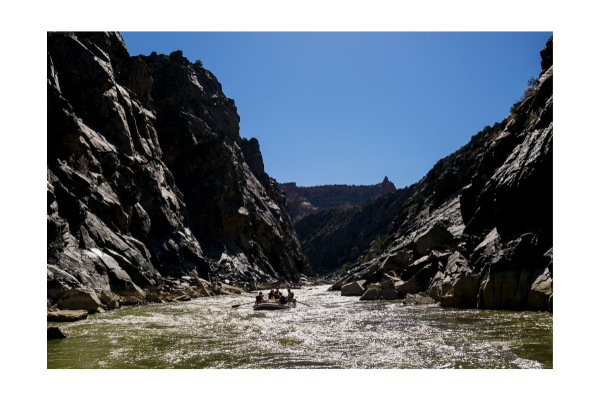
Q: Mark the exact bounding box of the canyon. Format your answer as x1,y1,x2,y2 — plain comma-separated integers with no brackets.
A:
47,32,552,316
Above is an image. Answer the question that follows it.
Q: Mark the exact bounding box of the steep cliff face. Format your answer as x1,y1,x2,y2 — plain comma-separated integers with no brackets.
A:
138,51,309,282
294,188,408,274
324,37,553,311
47,32,309,305
281,177,396,221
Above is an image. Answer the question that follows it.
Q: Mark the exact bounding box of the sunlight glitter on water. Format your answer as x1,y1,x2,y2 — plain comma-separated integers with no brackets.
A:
47,285,552,369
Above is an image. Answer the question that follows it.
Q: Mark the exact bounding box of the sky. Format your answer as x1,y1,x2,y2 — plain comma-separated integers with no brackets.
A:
121,32,551,188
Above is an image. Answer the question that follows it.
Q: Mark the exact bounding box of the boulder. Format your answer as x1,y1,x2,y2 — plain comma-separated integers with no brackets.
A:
47,264,80,302
89,249,147,301
106,299,120,308
47,327,66,340
381,287,399,300
399,256,431,281
527,248,553,310
120,295,143,305
359,288,381,300
173,295,191,302
220,284,242,295
185,287,200,298
47,310,88,322
57,288,105,313
380,251,414,274
528,266,552,310
402,293,436,305
429,250,452,263
427,252,481,308
146,292,159,302
396,263,440,297
341,280,366,296
366,283,381,290
99,290,120,308
414,225,454,256
178,282,191,290
330,275,352,291
470,228,500,265
477,234,548,310
381,279,397,289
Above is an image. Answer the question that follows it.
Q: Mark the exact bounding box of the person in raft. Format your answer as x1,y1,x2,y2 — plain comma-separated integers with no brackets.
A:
287,288,295,303
255,292,264,305
279,293,287,305
268,289,275,300
274,288,281,298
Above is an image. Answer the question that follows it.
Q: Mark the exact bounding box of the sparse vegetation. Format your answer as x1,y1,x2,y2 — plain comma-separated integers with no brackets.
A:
510,76,540,117
528,77,539,88
336,262,353,274
359,233,389,264
509,101,521,117
525,107,543,128
194,59,203,67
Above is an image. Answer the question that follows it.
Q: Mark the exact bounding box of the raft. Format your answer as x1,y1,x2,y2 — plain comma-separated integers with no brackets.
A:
253,302,297,310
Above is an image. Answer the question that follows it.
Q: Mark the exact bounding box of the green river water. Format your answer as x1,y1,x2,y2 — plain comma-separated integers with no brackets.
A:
47,285,552,368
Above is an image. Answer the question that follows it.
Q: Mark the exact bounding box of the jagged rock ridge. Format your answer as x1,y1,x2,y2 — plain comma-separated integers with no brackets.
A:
47,32,310,307
281,177,396,221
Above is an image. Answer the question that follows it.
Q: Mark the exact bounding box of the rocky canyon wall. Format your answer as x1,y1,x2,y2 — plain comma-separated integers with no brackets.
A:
318,38,553,311
47,32,310,307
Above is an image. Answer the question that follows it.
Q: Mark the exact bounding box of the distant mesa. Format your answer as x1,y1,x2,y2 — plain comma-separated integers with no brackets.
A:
281,177,396,221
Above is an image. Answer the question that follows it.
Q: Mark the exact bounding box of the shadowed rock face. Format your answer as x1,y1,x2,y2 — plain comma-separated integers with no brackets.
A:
326,37,553,312
47,32,309,302
139,51,309,282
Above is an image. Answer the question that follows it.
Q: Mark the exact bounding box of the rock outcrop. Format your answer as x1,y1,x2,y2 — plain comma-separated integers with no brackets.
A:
47,310,89,322
326,37,553,312
47,327,66,340
341,280,366,296
47,32,309,310
281,177,396,221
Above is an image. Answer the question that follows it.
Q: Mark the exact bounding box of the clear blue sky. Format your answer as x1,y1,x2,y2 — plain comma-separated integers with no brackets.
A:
121,32,551,188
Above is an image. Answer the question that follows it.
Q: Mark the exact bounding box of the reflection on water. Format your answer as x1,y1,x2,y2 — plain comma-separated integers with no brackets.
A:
47,285,552,369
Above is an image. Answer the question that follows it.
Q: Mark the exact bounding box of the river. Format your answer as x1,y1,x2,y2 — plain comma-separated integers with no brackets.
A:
47,285,552,368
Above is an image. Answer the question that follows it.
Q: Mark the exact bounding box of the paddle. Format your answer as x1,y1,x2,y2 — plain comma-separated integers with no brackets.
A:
231,301,256,309
295,301,311,307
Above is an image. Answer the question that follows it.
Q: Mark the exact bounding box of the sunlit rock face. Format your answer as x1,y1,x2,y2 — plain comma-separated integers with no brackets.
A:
47,32,310,303
321,37,553,311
